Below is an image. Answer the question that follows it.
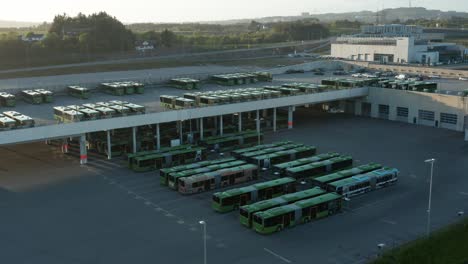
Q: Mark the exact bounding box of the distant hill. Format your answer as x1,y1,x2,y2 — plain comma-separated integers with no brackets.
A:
0,20,40,28
201,7,468,25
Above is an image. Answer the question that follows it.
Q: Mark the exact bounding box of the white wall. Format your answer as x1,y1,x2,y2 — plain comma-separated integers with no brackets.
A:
355,88,468,132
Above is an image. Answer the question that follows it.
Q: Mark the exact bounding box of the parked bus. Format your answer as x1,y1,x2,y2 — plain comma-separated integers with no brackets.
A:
251,146,317,168
253,192,342,234
240,143,304,162
312,163,382,189
127,144,195,169
201,132,261,152
68,86,90,99
96,102,132,116
82,103,116,118
101,83,125,96
286,156,353,179
53,106,85,123
168,159,247,190
131,147,207,172
170,78,200,90
3,111,35,128
273,152,341,176
326,167,399,198
178,164,258,194
212,177,296,213
174,98,195,109
109,100,146,114
160,157,236,185
0,113,16,130
239,187,326,228
231,141,293,158
160,95,179,109
34,89,54,103
67,105,101,120
21,90,43,104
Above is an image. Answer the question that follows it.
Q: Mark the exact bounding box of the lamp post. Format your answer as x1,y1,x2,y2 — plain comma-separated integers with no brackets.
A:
424,158,435,237
199,220,207,264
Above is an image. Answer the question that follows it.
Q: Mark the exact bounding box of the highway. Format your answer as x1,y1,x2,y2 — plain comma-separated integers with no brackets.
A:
0,110,467,264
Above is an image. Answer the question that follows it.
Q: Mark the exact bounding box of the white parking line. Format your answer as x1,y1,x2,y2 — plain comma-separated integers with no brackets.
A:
264,248,292,263
459,191,468,196
380,219,397,225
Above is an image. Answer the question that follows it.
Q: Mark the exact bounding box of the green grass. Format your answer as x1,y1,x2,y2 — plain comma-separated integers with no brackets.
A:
0,57,306,79
373,217,468,264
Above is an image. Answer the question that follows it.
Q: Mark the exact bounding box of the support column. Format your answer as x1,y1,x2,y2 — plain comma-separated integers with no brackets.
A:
256,110,260,134
156,124,161,150
80,134,87,165
238,112,242,132
132,127,137,154
214,117,218,135
200,118,204,140
219,115,224,136
178,121,183,143
61,138,69,153
273,108,277,132
288,106,294,129
107,130,112,160
354,100,362,116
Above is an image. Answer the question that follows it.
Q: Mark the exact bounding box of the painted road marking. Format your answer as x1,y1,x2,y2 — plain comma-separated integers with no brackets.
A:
409,174,417,179
264,248,292,263
459,192,468,196
380,219,397,225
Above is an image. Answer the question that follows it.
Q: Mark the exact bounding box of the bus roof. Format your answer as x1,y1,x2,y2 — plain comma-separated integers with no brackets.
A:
313,163,382,184
161,158,235,174
328,167,398,188
253,146,316,160
171,160,246,179
232,141,291,154
286,156,352,174
214,177,295,199
240,187,326,213
256,192,342,219
181,163,258,183
274,152,340,170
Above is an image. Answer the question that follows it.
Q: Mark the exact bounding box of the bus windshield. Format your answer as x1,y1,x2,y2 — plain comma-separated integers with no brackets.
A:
212,195,220,203
253,215,263,225
239,208,249,218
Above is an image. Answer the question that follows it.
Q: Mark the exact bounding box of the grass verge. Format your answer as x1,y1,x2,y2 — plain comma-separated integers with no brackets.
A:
373,217,468,264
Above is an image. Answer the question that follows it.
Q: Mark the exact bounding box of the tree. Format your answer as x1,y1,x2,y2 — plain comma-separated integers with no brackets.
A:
160,29,176,47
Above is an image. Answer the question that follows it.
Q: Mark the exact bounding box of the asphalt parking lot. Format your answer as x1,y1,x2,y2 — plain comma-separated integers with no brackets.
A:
1,108,468,264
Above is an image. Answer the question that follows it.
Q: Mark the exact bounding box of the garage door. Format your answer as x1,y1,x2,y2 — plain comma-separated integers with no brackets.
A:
418,110,435,127
378,104,389,120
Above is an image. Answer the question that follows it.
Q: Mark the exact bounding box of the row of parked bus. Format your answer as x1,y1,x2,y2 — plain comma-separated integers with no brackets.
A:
211,72,273,86
100,81,145,96
376,79,438,93
0,111,35,130
53,100,146,123
207,142,399,234
159,82,339,110
21,89,54,104
169,78,201,90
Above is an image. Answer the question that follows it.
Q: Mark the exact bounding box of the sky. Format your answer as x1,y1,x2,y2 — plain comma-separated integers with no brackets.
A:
1,0,468,23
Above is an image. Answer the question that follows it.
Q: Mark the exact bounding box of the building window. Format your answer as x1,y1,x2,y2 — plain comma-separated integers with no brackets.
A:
378,104,389,115
419,110,435,121
440,113,457,125
397,107,409,117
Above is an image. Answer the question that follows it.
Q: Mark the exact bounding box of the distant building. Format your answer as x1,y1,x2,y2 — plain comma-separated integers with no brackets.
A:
331,24,464,64
20,33,45,42
301,12,310,16
135,41,155,52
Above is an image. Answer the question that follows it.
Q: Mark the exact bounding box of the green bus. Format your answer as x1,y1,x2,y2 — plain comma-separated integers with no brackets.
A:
160,157,236,185
0,113,17,130
131,147,207,172
251,146,317,168
34,89,54,103
101,83,125,96
68,86,91,99
286,156,353,179
253,192,342,234
21,90,43,104
254,72,273,82
212,177,296,213
127,144,194,169
170,78,200,90
273,152,341,176
231,141,292,158
201,132,261,152
311,163,382,189
240,143,304,162
178,163,258,194
168,159,246,190
0,92,16,107
239,187,326,228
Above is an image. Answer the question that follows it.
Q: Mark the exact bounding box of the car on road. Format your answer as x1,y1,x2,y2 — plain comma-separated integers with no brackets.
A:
351,73,362,78
285,69,305,74
395,74,407,80
333,71,346,75
428,75,441,79
459,77,467,81
314,71,325,75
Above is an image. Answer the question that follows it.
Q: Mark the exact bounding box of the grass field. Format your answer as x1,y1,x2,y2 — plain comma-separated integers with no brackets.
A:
373,217,468,264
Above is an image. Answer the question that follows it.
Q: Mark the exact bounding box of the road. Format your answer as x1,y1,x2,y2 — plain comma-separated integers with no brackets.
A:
0,110,467,264
0,39,331,75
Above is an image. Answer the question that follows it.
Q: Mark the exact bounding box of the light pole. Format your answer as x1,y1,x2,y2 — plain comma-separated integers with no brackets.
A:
424,158,436,237
199,220,207,264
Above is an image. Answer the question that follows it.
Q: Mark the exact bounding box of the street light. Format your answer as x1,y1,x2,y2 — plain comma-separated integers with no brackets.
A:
424,158,436,237
199,220,207,264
